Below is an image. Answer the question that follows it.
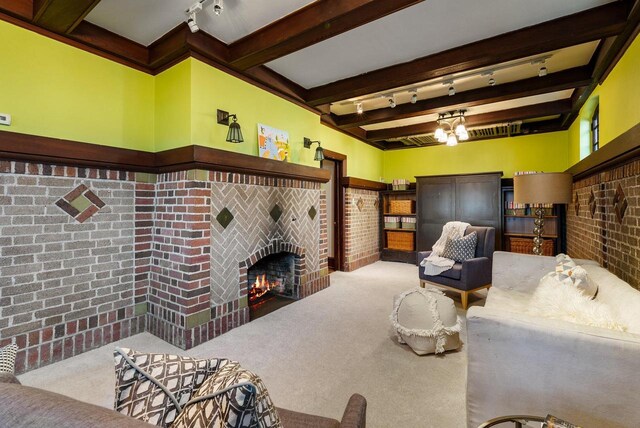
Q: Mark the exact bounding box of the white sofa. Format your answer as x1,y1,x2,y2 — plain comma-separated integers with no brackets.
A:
466,251,640,428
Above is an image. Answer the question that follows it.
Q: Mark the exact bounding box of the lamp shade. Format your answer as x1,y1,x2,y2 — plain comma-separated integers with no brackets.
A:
226,118,243,143
314,146,324,161
514,172,572,204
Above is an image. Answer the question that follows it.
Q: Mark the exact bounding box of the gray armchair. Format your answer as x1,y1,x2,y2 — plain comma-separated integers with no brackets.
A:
418,226,495,309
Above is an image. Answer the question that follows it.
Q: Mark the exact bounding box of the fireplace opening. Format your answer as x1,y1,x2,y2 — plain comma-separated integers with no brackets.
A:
247,251,299,320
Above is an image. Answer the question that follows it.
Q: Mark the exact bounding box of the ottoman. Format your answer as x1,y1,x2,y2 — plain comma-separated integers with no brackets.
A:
390,287,462,355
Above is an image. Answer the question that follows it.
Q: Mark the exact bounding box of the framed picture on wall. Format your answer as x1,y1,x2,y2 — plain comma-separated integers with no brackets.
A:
258,124,290,161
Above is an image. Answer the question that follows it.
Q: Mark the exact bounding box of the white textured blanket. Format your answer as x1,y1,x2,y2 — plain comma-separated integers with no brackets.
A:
420,221,470,276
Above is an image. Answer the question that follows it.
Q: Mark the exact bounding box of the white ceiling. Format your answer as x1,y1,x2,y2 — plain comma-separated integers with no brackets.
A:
86,0,314,46
267,0,614,88
362,90,574,131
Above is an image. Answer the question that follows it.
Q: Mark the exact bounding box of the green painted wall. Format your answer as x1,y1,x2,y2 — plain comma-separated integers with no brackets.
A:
155,60,192,152
0,20,155,151
568,34,640,165
383,132,569,180
188,59,383,180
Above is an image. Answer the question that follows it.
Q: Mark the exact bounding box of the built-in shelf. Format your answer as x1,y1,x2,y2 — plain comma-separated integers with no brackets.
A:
504,233,558,238
384,228,416,232
504,215,558,219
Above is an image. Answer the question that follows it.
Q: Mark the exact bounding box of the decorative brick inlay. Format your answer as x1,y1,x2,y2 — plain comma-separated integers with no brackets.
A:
567,157,639,290
588,189,597,218
55,184,106,223
613,183,628,223
215,207,234,229
270,204,283,222
574,191,580,217
308,205,317,220
343,188,381,272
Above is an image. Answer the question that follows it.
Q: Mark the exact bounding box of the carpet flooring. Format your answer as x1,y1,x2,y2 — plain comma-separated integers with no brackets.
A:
19,261,486,427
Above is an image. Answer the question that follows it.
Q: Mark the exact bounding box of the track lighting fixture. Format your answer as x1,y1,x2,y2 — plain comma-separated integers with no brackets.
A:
212,0,223,15
303,138,324,162
388,96,396,109
355,102,364,115
434,110,468,147
448,86,455,96
217,109,244,143
186,2,203,33
488,77,496,86
538,66,548,77
410,90,418,104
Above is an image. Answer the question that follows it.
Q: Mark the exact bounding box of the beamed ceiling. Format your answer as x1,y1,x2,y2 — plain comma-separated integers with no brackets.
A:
1,0,639,150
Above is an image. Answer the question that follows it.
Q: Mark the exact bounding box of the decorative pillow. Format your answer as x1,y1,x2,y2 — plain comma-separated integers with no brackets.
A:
441,231,477,262
113,347,231,426
0,344,18,374
552,253,598,298
171,361,282,428
529,274,626,331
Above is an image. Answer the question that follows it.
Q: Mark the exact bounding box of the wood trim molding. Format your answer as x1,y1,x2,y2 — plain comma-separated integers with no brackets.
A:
341,177,386,191
566,122,640,180
0,130,331,182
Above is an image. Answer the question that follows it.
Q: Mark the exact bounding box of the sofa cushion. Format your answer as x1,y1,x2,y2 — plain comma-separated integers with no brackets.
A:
113,347,230,426
441,232,477,262
554,254,598,298
439,263,462,280
171,361,282,428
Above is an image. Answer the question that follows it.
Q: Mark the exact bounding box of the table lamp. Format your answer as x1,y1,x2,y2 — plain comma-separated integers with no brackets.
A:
514,172,572,255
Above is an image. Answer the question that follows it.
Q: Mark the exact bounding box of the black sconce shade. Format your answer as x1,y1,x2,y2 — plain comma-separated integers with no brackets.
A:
217,109,244,143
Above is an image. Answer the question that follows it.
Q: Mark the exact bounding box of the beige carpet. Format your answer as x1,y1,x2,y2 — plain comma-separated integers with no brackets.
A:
19,261,486,427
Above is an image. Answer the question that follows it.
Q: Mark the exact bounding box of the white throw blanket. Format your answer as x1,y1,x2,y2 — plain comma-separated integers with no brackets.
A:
420,221,470,276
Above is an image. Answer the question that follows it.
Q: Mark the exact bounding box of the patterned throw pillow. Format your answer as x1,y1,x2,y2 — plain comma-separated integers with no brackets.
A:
113,347,231,426
441,232,477,262
171,361,282,428
0,344,18,374
552,253,598,298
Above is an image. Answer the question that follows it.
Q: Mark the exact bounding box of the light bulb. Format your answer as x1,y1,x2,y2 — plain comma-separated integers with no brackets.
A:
446,133,458,146
455,123,466,136
411,93,418,104
434,127,445,141
356,102,363,115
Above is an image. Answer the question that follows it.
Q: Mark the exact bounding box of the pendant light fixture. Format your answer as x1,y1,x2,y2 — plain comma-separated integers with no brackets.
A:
434,110,468,147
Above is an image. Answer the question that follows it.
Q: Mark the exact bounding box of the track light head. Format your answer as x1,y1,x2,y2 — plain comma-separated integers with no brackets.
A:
410,92,418,104
488,77,496,86
389,97,396,108
187,14,199,33
448,86,455,96
355,102,364,115
538,66,548,77
213,0,223,15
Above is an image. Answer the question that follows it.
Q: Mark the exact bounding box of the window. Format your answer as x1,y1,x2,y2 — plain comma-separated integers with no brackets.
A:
591,105,599,152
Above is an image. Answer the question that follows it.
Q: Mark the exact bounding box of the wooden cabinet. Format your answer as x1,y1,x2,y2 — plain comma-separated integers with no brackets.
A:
380,188,417,264
415,172,502,252
501,179,564,255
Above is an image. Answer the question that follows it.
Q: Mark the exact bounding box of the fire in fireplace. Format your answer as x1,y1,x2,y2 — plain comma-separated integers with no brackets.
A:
247,251,298,319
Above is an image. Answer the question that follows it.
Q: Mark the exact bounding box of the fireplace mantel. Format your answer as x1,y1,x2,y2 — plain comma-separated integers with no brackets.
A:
0,131,330,183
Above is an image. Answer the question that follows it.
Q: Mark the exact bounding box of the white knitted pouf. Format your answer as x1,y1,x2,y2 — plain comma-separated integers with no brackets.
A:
390,287,462,355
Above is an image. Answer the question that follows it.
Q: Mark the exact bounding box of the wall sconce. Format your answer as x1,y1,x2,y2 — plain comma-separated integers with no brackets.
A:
217,109,244,143
303,137,324,161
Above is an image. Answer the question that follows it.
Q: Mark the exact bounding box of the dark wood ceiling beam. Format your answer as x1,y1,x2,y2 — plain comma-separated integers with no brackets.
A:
70,21,149,67
367,100,572,141
228,0,424,70
305,1,629,106
0,0,33,20
33,0,101,34
335,66,592,128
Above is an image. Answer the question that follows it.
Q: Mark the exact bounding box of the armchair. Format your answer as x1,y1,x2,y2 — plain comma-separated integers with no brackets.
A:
418,226,495,309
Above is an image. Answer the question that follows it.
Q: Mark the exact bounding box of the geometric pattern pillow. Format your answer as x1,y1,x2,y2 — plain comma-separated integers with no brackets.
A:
114,347,231,426
441,231,477,262
0,344,18,374
171,361,282,428
552,253,598,298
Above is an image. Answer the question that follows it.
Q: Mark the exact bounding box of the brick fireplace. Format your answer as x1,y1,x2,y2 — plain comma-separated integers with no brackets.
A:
0,151,331,373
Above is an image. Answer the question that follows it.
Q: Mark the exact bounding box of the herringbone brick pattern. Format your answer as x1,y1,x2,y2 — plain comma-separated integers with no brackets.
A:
210,183,320,305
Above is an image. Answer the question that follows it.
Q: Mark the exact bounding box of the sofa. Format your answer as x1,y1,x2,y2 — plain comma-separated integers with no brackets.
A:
466,251,640,428
0,372,366,428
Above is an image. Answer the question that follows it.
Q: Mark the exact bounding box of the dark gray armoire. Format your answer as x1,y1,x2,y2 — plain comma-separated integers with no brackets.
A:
415,172,502,252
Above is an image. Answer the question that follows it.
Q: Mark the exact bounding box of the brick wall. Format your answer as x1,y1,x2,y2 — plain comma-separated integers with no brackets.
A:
567,157,639,289
1,163,330,371
0,161,145,373
343,188,381,271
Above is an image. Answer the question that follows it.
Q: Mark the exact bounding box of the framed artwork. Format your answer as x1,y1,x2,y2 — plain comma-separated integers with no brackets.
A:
258,124,290,161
